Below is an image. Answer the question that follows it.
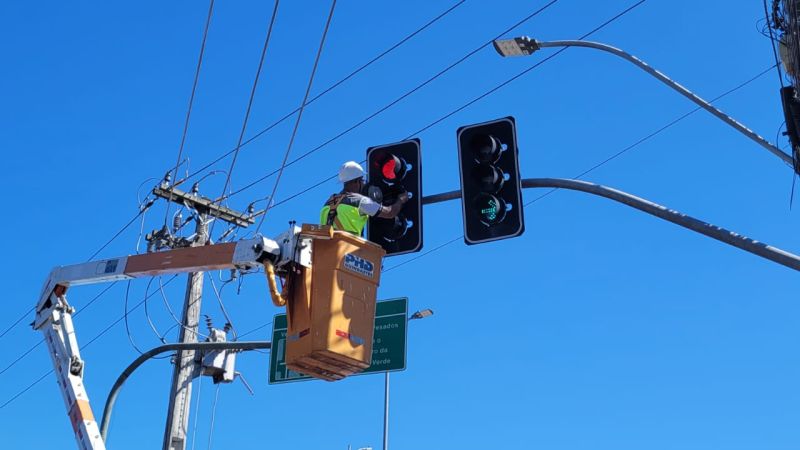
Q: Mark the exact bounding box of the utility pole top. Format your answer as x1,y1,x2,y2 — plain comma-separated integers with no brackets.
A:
153,186,255,228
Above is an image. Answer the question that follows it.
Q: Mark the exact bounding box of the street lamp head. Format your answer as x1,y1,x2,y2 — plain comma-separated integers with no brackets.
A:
493,36,540,57
409,309,434,320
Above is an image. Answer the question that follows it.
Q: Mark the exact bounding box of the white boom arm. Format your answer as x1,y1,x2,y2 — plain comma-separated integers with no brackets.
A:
32,233,297,450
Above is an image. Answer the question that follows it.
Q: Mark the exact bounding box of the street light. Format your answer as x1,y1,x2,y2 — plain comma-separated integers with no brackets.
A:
382,308,434,450
491,36,795,170
409,308,433,320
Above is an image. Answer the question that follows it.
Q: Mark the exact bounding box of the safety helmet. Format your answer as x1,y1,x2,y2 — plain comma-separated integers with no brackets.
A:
338,161,365,183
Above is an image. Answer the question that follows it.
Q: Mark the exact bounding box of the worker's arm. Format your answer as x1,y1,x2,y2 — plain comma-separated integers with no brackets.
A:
377,192,409,219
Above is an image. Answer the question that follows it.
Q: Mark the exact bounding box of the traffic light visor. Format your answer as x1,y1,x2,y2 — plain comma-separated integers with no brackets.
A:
473,135,503,164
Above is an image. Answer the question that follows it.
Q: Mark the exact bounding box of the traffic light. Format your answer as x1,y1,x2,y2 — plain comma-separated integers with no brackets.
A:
366,139,423,256
457,116,524,245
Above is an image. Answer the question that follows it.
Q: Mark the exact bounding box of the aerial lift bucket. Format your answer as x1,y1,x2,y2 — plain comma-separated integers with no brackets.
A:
280,224,385,381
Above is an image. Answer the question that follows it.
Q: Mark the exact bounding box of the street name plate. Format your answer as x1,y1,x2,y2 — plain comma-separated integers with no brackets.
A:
269,298,408,384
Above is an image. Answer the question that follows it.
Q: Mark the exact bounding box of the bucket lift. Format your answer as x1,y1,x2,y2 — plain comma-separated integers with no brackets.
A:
34,224,384,450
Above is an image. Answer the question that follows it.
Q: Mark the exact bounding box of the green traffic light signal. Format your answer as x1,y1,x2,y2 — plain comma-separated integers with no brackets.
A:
457,116,524,245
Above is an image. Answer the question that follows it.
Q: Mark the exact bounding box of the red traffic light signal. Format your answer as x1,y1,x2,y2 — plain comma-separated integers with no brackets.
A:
366,139,423,256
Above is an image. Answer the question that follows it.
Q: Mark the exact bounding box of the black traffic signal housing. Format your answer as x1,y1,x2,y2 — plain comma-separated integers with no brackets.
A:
366,139,423,256
457,116,524,245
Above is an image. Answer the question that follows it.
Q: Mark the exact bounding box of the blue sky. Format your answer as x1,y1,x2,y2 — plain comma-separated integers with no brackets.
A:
1,0,799,449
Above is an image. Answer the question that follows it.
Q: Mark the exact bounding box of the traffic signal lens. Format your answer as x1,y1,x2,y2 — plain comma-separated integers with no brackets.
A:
473,135,503,164
374,153,407,183
473,193,507,226
473,164,505,193
382,159,398,180
377,214,408,241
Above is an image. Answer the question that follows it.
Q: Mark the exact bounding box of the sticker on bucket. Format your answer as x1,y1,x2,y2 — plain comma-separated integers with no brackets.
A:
287,328,310,342
343,253,375,278
336,329,365,346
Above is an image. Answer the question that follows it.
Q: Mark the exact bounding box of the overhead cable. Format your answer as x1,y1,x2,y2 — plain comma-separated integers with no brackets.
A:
209,0,281,239
174,0,467,188
384,63,775,273
164,0,217,227
255,0,338,232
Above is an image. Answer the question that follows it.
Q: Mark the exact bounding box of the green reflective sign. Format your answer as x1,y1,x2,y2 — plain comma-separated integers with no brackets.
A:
269,298,408,384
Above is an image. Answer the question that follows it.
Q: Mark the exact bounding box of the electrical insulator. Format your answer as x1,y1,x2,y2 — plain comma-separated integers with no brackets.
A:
173,212,183,233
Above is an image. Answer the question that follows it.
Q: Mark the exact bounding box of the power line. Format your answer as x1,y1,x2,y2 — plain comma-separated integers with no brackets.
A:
86,198,155,262
143,278,168,344
238,321,273,339
763,0,786,87
0,0,466,343
164,0,216,227
207,274,237,340
0,276,178,409
206,384,222,450
189,371,203,450
123,281,145,354
255,0,641,216
210,0,281,239
0,282,118,378
255,0,338,232
214,0,563,202
384,63,775,273
0,307,34,342
174,0,467,189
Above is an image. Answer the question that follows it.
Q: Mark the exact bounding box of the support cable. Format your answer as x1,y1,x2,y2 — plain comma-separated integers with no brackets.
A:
255,0,338,232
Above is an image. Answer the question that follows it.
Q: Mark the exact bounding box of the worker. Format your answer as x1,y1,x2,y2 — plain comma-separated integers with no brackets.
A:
320,161,408,236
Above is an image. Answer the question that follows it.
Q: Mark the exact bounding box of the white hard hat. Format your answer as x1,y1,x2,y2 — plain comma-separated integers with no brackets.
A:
338,161,365,183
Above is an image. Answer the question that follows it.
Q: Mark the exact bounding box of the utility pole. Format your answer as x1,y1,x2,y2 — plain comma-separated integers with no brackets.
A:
151,184,255,450
162,213,206,450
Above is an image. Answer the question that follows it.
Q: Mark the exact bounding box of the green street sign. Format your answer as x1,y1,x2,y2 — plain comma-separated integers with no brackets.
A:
269,297,408,384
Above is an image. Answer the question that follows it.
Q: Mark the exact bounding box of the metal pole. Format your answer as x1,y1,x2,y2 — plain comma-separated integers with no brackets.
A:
163,214,208,450
100,341,271,443
383,371,390,450
534,39,794,168
421,178,800,272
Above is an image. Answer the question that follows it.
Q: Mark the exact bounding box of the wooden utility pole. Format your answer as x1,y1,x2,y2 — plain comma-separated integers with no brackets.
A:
152,185,254,450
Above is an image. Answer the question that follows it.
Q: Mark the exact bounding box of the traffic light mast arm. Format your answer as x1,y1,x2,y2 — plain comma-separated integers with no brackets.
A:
420,178,800,272
494,37,794,169
99,340,271,443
